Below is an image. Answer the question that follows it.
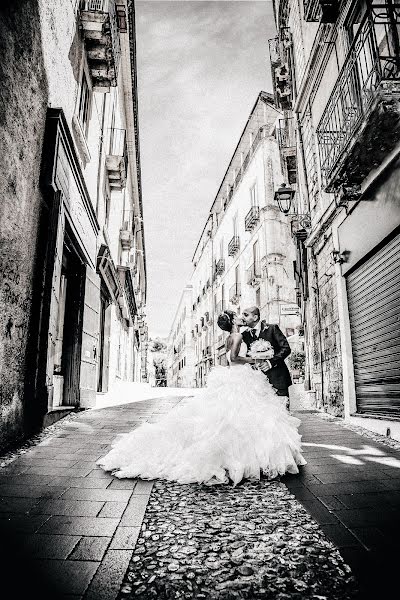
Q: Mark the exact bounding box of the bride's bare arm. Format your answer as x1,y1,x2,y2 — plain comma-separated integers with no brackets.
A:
229,334,255,364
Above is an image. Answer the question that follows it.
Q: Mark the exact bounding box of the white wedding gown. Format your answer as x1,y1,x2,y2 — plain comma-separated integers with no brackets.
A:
97,343,306,485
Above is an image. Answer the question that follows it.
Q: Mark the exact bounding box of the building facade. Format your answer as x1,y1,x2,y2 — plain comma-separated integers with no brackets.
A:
169,92,301,388
167,286,196,388
0,0,147,451
272,0,400,436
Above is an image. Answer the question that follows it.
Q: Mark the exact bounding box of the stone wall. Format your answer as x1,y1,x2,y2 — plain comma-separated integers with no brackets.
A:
0,0,48,448
309,234,344,416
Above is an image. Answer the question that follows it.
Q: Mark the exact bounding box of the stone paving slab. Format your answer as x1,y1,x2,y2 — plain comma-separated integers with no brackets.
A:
283,410,400,599
3,395,399,599
0,396,183,600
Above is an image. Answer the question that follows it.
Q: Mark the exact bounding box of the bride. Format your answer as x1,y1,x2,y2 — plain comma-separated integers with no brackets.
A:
97,310,306,485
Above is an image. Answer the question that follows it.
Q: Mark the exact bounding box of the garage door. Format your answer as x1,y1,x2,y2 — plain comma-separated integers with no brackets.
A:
346,231,400,416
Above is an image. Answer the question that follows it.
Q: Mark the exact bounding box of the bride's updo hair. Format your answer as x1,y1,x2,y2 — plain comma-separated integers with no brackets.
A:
217,310,235,333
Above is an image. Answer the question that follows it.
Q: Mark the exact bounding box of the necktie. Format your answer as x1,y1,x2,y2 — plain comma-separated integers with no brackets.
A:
251,328,257,339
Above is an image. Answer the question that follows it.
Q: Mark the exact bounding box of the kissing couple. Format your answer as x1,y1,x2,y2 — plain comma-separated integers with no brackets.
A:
97,308,306,486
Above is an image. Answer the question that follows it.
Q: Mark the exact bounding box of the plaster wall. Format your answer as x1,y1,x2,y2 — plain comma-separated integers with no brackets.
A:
0,0,48,448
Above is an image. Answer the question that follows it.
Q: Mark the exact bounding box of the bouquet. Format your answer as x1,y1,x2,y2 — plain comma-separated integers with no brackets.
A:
248,339,274,360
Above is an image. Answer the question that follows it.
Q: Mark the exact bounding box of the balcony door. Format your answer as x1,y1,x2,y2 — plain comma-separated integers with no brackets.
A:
253,239,259,268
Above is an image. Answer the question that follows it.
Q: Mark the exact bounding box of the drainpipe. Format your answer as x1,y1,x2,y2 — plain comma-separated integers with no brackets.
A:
95,94,107,217
312,257,325,409
295,107,313,391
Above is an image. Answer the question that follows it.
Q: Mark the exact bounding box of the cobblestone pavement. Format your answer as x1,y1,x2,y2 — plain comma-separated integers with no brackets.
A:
5,391,400,599
118,479,355,600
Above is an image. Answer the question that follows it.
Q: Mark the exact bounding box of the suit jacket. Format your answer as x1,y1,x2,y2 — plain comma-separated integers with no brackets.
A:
242,322,292,391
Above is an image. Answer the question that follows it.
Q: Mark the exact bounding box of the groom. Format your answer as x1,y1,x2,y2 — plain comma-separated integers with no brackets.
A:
241,307,292,402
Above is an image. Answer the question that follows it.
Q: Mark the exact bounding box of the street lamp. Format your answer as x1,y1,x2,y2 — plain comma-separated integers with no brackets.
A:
274,182,295,215
274,182,311,231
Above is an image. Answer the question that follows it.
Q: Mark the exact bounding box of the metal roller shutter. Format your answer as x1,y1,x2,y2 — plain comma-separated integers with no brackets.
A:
346,232,400,416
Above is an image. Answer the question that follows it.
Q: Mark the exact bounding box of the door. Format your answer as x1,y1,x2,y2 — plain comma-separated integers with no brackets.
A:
346,231,400,416
97,289,111,392
61,237,85,407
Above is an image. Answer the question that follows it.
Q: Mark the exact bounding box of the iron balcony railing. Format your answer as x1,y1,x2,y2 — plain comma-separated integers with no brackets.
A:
277,117,296,151
247,261,261,285
268,36,281,67
108,127,128,171
215,258,225,276
245,206,260,231
229,283,241,304
303,0,338,23
317,3,400,189
228,235,240,256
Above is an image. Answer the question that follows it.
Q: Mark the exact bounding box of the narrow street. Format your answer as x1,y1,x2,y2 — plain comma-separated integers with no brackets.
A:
1,393,399,600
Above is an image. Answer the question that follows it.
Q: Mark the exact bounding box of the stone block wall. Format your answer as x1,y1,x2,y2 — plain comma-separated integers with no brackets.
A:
308,233,344,416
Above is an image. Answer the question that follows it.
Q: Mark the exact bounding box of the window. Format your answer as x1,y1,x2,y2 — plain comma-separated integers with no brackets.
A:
253,239,260,265
233,214,238,237
104,183,111,229
256,287,261,307
78,70,91,136
235,265,240,285
250,183,257,207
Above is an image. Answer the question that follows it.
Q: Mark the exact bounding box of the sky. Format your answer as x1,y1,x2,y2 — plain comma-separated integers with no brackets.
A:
135,0,276,338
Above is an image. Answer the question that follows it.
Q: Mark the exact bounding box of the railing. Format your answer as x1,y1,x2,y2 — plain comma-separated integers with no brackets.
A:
108,128,128,172
245,206,260,231
268,36,281,67
277,117,296,151
303,0,321,21
215,258,225,275
247,261,261,285
303,1,338,22
317,4,400,187
229,283,241,303
228,235,240,256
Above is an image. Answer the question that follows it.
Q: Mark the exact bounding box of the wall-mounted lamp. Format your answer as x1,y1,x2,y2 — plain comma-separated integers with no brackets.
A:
274,182,296,215
332,250,351,264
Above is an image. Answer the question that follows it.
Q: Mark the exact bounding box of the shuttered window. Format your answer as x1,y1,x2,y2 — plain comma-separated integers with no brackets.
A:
346,231,400,416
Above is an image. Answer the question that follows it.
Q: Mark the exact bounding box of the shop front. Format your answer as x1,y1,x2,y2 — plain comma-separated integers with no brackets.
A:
39,109,100,419
337,158,400,426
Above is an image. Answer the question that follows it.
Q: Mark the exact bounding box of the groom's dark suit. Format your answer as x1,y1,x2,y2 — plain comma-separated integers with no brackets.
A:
242,321,292,396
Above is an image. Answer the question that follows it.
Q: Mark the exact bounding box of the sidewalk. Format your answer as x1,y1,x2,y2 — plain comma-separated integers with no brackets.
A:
283,410,400,599
0,394,398,599
0,397,182,599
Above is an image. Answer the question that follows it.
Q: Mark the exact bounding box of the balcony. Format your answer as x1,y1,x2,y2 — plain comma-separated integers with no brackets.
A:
247,262,262,287
228,235,240,257
80,0,122,92
277,117,297,184
215,258,225,276
106,128,128,189
229,283,241,305
117,266,137,324
245,206,260,231
275,63,292,110
303,0,338,23
268,37,281,68
317,5,400,193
